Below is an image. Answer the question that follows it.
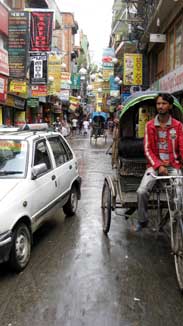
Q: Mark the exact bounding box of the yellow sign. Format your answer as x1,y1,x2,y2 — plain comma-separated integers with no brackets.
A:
123,53,142,85
48,54,61,94
69,96,79,111
102,69,113,81
10,81,27,94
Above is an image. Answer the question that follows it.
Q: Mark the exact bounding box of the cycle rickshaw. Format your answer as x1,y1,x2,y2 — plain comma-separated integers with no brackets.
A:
101,91,183,291
90,111,108,144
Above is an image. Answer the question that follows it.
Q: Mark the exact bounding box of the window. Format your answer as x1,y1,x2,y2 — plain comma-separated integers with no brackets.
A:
34,140,51,170
175,21,182,68
167,19,183,72
48,136,69,167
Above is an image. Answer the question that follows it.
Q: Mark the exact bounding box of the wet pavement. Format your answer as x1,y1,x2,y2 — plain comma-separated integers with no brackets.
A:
0,132,183,326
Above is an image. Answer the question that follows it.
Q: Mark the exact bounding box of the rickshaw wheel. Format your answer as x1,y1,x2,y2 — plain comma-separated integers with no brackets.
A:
101,180,112,234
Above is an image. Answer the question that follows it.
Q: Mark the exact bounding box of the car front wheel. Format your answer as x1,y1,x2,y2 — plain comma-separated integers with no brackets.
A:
9,223,31,272
63,186,78,216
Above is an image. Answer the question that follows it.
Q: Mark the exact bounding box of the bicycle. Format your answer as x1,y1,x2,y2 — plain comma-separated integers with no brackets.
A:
150,173,183,292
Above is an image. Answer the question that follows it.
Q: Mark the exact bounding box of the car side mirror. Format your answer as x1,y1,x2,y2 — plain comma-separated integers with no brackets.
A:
31,163,47,180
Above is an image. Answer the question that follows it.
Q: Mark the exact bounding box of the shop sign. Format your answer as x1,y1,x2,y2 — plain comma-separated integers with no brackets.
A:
71,74,80,90
31,85,47,97
102,62,114,69
150,34,166,43
69,96,80,111
103,69,114,81
110,76,120,91
159,64,183,94
14,97,25,110
30,11,53,51
48,53,61,93
27,97,39,108
5,95,15,107
0,75,8,102
123,53,143,86
10,80,27,94
30,53,47,85
58,90,70,101
8,11,28,78
0,48,9,76
0,4,8,36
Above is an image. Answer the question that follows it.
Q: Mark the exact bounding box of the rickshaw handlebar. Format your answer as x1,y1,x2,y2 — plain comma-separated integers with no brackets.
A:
148,172,183,180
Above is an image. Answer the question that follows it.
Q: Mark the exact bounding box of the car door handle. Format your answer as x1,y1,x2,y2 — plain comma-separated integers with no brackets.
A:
69,165,72,170
52,175,56,180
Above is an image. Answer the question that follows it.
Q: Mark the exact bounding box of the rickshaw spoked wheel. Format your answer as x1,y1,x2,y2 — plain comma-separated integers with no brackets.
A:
101,180,112,234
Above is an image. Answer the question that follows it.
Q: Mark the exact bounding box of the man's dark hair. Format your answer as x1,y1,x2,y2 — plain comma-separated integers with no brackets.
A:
155,93,174,105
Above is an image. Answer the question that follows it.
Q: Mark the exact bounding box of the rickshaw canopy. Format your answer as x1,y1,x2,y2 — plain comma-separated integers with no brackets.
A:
92,111,108,122
120,91,183,119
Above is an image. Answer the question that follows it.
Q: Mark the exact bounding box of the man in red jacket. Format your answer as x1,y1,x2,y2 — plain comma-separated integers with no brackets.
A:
136,93,183,231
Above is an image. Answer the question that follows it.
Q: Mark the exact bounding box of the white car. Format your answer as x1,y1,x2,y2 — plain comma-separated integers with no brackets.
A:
0,124,81,272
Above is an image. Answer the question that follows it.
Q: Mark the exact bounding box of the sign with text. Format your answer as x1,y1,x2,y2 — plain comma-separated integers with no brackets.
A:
9,80,27,94
8,11,28,78
123,53,142,85
30,53,47,84
150,33,166,43
30,11,53,51
31,85,47,97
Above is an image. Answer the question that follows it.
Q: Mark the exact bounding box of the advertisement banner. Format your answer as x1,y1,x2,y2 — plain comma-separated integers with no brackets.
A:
0,48,9,76
30,11,53,51
31,85,47,97
10,80,27,94
8,11,28,78
123,53,143,85
0,75,8,102
48,54,61,93
30,53,47,85
61,72,71,89
27,97,39,108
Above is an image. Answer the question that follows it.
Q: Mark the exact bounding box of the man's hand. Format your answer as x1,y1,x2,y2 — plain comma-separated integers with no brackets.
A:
158,165,168,176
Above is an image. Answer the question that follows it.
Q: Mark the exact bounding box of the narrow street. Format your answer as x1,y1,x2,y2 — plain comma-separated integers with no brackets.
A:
0,133,183,326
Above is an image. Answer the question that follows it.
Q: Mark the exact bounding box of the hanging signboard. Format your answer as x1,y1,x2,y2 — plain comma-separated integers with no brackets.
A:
9,80,27,94
30,11,53,51
8,11,28,78
30,53,47,85
123,53,142,85
31,85,47,97
48,53,61,93
150,33,166,43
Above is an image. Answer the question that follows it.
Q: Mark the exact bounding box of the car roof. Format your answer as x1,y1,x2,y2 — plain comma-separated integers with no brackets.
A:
0,129,59,141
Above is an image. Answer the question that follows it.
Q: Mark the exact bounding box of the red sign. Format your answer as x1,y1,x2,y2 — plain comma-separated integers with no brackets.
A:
0,4,8,36
31,85,47,97
0,74,8,102
30,12,53,51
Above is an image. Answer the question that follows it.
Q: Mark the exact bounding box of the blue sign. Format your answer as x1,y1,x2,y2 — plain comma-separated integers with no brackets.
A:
109,76,120,91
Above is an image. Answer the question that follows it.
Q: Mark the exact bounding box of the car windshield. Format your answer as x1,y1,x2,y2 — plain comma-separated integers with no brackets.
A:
0,140,27,178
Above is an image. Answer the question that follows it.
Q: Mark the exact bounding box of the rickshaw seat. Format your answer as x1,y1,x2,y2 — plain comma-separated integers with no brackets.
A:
118,137,144,159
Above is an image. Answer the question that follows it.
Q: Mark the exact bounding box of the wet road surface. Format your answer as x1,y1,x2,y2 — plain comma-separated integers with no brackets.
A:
0,132,183,326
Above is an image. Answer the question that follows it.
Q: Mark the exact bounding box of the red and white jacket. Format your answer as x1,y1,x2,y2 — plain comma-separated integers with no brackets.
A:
144,116,183,170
